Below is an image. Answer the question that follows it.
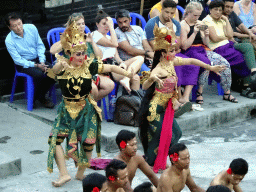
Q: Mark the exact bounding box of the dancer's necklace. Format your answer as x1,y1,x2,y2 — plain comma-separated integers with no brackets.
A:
160,60,177,77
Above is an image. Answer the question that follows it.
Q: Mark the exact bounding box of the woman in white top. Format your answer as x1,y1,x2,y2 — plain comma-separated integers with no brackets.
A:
92,10,144,93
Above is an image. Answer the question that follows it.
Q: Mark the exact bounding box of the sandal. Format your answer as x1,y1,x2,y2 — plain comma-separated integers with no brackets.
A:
223,93,238,103
196,91,204,104
174,102,192,118
240,87,256,99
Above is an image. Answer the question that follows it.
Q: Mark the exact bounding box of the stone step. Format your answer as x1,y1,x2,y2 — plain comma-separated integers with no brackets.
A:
5,85,256,153
0,152,21,178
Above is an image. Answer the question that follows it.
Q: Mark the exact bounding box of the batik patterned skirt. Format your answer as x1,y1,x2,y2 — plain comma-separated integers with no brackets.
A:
47,96,101,173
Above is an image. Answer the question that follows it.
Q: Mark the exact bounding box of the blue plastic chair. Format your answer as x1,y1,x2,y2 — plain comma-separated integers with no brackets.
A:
47,27,66,63
177,5,185,15
130,12,147,30
10,67,56,111
191,79,224,102
84,25,91,34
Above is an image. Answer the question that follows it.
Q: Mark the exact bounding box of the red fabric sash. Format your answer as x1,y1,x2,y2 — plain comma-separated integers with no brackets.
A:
153,99,174,173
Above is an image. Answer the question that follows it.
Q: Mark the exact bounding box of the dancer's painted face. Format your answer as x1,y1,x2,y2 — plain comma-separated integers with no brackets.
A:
72,50,86,66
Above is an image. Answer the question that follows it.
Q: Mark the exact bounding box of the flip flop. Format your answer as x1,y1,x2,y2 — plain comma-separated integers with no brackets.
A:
174,102,192,118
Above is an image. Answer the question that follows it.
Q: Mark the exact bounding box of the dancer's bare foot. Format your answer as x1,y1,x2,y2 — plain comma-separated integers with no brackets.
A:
75,174,86,181
52,175,71,187
178,97,190,104
120,78,131,93
173,101,182,111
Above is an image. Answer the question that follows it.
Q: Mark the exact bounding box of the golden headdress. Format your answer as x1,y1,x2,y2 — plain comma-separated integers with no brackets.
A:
153,24,177,51
60,21,87,55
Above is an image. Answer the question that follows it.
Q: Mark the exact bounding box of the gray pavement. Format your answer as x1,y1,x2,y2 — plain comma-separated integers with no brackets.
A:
0,83,256,191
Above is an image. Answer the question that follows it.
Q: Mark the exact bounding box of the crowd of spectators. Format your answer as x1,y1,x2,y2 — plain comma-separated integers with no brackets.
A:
4,0,254,191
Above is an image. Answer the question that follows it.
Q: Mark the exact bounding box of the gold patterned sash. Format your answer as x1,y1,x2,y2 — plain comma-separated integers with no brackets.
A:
147,90,177,122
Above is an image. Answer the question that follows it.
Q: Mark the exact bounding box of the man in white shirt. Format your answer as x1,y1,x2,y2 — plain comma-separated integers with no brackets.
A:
115,9,154,69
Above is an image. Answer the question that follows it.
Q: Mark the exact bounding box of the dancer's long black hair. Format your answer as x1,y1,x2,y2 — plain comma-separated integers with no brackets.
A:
138,49,166,154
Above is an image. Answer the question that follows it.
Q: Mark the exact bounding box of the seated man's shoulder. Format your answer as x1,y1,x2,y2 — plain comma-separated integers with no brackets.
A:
5,32,12,42
146,17,159,28
134,154,147,163
24,23,38,30
132,25,143,31
210,172,226,186
159,170,173,185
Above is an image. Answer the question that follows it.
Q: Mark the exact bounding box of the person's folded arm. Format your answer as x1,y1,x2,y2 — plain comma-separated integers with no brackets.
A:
208,26,228,43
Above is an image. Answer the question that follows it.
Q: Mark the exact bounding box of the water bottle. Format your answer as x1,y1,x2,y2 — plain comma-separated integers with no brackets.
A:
108,95,117,122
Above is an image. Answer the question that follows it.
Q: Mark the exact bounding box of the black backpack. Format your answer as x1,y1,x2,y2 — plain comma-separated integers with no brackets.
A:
114,90,143,127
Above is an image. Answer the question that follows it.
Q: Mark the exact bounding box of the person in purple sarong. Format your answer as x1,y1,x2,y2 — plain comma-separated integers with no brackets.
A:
145,0,200,106
181,1,237,104
203,1,253,94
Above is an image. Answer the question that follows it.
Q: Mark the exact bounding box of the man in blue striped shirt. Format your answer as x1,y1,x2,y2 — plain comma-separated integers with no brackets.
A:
5,12,55,108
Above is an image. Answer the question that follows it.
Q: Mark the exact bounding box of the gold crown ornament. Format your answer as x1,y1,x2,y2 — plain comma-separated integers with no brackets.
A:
60,21,87,55
153,24,177,51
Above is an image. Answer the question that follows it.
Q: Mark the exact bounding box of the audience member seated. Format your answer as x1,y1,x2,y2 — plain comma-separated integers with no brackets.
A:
145,0,201,104
224,0,256,47
181,1,237,103
92,10,144,94
50,12,114,101
115,9,154,69
210,158,248,192
206,185,231,192
178,0,211,20
134,182,157,192
223,0,256,98
5,12,55,108
233,0,256,33
203,1,256,96
82,173,107,192
157,143,205,192
114,130,159,191
105,159,129,192
150,0,180,21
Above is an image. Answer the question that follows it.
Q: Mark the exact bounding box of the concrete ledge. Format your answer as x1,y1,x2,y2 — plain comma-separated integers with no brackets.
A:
176,101,256,134
6,85,256,153
1,92,25,103
0,152,21,178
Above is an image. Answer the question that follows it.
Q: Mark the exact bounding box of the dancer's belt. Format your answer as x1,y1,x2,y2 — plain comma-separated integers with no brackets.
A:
63,95,88,119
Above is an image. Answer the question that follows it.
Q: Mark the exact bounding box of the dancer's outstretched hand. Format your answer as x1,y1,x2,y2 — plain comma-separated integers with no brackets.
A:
210,65,226,76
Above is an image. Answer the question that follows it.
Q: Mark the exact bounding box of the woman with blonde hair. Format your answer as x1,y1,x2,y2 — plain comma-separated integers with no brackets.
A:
50,12,115,101
181,1,237,104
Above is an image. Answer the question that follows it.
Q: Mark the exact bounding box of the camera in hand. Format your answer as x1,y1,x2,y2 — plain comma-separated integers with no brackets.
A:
198,25,208,31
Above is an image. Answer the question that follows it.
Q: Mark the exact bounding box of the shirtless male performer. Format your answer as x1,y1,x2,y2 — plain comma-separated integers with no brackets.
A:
115,130,159,192
157,143,205,192
105,159,129,192
210,158,248,192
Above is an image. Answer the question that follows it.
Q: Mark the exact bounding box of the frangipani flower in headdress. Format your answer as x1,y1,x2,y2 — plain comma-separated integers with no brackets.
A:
153,23,177,51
